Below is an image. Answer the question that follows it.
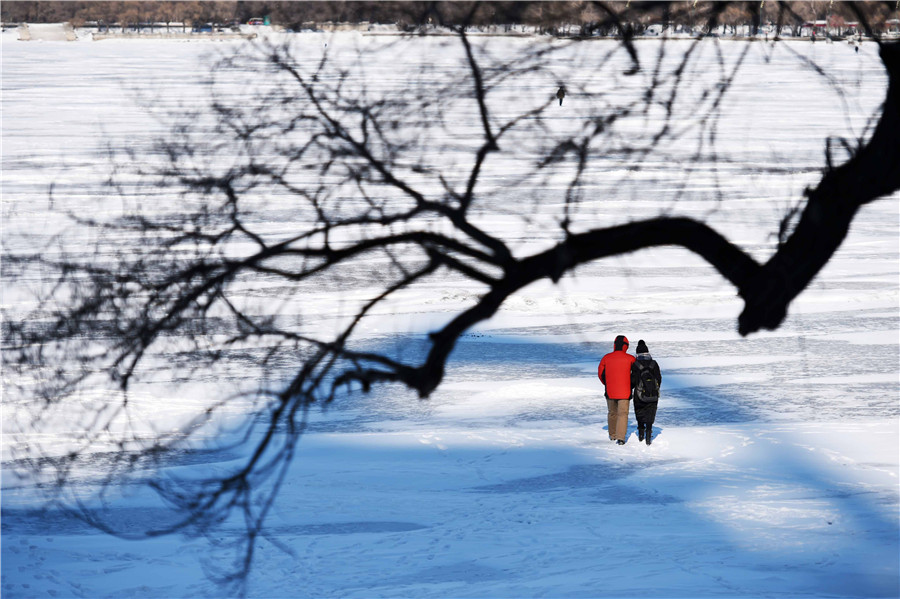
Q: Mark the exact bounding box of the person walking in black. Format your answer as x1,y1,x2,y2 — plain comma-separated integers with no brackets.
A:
630,340,662,445
556,86,566,106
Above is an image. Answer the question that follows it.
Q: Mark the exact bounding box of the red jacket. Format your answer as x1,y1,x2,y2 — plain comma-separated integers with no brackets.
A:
598,348,636,400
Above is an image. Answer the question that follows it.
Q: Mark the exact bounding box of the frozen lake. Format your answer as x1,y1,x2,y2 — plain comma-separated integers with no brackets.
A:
2,30,898,598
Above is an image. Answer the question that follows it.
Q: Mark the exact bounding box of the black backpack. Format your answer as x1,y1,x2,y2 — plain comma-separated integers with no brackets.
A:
636,362,659,401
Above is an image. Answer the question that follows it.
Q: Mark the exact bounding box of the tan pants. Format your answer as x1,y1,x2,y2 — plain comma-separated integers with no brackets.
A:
607,398,631,441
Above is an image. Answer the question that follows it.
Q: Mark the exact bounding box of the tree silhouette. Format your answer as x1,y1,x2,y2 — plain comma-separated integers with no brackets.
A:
3,1,899,590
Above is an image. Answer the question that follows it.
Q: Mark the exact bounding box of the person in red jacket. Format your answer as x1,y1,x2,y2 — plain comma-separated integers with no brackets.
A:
598,335,636,445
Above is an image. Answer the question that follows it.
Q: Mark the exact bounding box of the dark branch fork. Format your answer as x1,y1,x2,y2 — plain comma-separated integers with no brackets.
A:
334,38,900,400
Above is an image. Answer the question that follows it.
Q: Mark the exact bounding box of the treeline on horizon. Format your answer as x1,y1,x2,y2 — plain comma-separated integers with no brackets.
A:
1,1,898,31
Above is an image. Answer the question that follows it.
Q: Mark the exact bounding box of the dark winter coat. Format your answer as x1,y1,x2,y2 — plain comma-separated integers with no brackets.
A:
631,352,662,426
630,353,661,401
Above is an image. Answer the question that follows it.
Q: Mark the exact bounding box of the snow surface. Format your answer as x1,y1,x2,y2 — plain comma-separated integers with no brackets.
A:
2,30,899,598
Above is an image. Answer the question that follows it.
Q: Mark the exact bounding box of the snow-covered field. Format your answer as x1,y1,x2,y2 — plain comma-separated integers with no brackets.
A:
2,30,898,598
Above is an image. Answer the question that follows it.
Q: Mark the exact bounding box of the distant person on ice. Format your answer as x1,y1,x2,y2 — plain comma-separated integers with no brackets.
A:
556,86,566,106
631,339,662,445
598,335,635,445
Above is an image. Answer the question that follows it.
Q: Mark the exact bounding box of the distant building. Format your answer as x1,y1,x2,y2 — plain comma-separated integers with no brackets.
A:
801,20,828,37
886,19,900,38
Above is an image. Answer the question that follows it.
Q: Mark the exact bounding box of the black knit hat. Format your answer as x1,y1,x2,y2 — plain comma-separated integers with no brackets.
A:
636,339,649,354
